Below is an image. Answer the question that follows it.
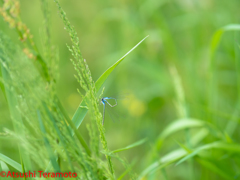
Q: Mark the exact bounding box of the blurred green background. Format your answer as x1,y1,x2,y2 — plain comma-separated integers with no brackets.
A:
1,0,240,179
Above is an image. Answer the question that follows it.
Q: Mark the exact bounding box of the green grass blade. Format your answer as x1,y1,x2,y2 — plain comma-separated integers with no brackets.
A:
37,110,63,180
154,118,205,158
95,35,149,90
43,103,75,172
226,32,240,136
0,65,6,97
189,128,209,146
55,95,91,156
58,100,91,156
210,24,240,60
19,153,26,180
72,36,149,129
175,141,192,153
159,118,205,139
0,161,13,180
0,153,22,172
138,149,187,179
143,127,211,179
117,168,131,180
208,24,240,123
117,161,135,180
175,141,240,166
111,138,147,154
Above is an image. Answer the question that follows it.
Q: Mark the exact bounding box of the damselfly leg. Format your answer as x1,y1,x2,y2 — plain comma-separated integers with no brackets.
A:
101,97,118,125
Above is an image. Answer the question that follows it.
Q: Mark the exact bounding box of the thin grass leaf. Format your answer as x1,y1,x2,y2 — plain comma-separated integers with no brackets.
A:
226,33,240,136
99,152,137,179
19,153,26,180
189,128,209,146
138,149,187,179
208,24,240,123
210,24,240,60
95,35,149,91
0,153,22,172
72,36,149,129
37,110,63,180
117,168,132,180
175,141,192,153
0,65,5,97
56,95,91,156
158,118,205,139
111,138,147,154
141,128,209,179
43,103,75,172
0,161,13,180
175,141,240,166
117,160,136,180
154,118,205,159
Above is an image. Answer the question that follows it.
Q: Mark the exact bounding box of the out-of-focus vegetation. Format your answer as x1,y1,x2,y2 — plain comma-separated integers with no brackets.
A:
1,0,240,179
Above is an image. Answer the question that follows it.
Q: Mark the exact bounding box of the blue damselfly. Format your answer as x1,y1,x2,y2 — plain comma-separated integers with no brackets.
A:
100,97,118,125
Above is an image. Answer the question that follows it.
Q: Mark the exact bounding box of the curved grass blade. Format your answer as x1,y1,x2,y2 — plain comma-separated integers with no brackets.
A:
0,161,13,180
159,118,205,139
72,36,149,129
155,118,205,150
138,149,187,179
140,129,209,179
210,24,240,60
208,24,240,121
0,153,22,172
95,36,149,91
175,141,240,166
226,32,240,136
111,138,147,154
